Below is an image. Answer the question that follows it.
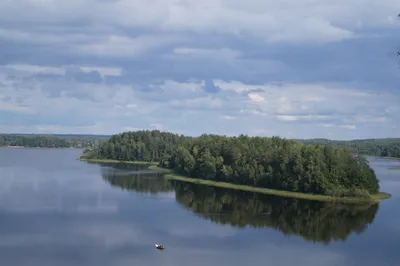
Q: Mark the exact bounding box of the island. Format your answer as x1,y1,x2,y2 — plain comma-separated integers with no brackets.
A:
79,130,391,203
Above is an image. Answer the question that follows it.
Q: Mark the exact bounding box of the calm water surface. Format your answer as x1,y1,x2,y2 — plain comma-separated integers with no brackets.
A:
0,148,399,266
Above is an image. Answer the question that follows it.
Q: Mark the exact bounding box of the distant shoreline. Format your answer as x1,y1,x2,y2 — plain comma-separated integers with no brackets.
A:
1,146,80,149
1,146,399,160
78,158,158,165
366,156,400,160
79,158,392,204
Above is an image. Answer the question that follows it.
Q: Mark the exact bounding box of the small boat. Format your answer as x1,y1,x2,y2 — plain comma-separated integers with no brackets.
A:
155,244,165,250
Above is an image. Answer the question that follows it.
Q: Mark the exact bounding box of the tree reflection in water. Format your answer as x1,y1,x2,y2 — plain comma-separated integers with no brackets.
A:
100,163,379,244
100,163,174,193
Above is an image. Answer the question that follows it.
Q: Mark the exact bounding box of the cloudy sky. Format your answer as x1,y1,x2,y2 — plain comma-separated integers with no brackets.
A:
0,0,399,139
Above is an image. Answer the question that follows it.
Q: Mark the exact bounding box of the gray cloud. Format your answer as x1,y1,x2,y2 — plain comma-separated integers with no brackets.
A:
0,0,399,138
0,67,399,138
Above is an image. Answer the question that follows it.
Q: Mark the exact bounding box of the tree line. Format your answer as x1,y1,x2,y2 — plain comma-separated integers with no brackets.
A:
3,132,399,160
100,165,378,244
82,130,381,198
296,138,400,158
0,134,108,148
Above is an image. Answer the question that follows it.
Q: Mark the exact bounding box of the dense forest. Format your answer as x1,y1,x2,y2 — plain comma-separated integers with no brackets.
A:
0,134,109,148
100,165,378,244
297,138,400,158
3,131,399,159
82,130,382,198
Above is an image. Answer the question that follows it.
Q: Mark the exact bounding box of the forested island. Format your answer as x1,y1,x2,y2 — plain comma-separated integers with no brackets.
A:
100,164,379,244
0,134,109,148
80,130,391,203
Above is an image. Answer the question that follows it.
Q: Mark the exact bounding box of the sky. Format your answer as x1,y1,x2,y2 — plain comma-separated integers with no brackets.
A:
0,0,399,139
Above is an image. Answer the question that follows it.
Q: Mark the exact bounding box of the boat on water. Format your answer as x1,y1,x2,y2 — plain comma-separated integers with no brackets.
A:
155,244,165,250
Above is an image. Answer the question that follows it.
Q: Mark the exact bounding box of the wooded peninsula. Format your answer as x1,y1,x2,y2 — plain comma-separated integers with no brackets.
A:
80,130,392,202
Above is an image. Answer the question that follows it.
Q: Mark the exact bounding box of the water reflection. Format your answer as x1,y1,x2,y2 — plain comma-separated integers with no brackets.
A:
101,164,173,194
100,163,379,244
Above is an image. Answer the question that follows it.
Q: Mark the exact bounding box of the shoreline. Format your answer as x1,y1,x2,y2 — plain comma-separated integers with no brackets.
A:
381,157,400,161
80,158,391,204
366,156,400,161
152,166,391,204
79,158,158,165
1,146,80,149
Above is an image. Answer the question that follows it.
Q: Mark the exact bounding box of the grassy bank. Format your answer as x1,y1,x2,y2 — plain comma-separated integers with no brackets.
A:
149,166,391,204
79,158,158,165
389,167,400,170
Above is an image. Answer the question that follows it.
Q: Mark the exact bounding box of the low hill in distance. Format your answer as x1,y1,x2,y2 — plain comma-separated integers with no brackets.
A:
2,132,399,159
295,138,400,158
0,134,110,148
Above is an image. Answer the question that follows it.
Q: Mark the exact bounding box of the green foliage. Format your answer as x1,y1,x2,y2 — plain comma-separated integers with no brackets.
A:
0,134,108,148
85,130,381,197
296,138,400,158
0,134,70,148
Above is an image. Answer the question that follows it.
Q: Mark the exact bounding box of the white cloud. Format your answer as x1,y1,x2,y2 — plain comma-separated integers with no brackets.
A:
4,64,65,75
276,115,330,121
233,82,399,124
80,66,122,77
266,17,353,43
248,93,265,103
1,0,399,46
221,115,236,120
0,101,37,114
168,96,223,109
1,66,399,138
2,64,122,80
76,34,184,58
322,124,357,130
172,47,241,61
0,29,183,59
0,0,399,139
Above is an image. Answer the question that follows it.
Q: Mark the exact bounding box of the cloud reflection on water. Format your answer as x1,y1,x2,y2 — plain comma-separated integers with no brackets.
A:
0,149,399,265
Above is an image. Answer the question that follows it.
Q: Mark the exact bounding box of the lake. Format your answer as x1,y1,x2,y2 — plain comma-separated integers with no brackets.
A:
0,148,399,266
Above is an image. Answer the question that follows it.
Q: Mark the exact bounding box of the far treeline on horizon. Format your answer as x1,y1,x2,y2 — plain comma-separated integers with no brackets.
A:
1,131,399,159
1,130,398,202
